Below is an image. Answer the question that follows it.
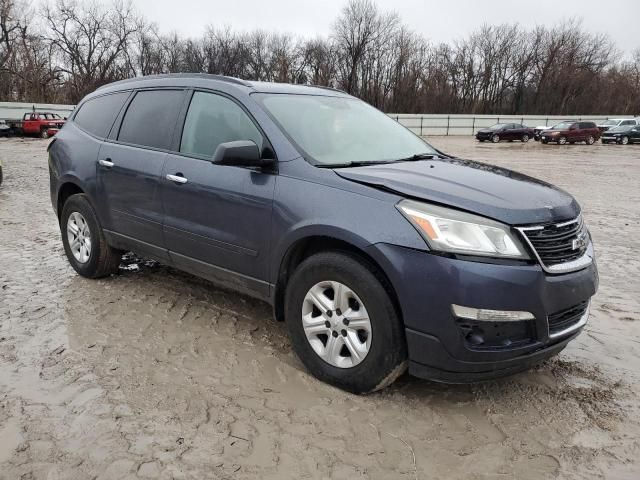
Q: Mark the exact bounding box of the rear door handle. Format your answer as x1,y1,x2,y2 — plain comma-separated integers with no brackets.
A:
166,174,188,184
98,159,114,168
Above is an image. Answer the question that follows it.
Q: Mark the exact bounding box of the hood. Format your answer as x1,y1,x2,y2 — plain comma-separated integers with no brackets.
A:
477,129,497,134
335,158,579,225
605,126,632,133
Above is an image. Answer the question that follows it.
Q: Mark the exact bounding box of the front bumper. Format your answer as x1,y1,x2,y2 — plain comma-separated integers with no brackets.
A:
365,243,599,383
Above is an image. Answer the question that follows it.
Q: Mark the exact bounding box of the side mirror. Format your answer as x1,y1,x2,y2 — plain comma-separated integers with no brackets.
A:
212,140,273,168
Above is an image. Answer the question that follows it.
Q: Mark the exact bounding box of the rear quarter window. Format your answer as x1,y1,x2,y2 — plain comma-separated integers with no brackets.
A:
74,92,130,138
117,90,185,150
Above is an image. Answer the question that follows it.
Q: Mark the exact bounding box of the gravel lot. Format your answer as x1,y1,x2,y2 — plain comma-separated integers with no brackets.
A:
1,136,639,479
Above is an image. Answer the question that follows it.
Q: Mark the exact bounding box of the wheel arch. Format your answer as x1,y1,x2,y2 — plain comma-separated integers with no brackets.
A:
56,181,85,221
272,235,403,325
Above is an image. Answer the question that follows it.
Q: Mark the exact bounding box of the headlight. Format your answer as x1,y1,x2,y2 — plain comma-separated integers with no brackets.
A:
397,200,530,259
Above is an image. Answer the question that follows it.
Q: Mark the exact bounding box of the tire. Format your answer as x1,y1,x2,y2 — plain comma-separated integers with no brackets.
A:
586,135,595,145
558,136,567,145
40,128,49,139
0,165,3,186
521,134,530,142
478,139,484,143
621,136,629,145
491,134,500,143
284,251,407,394
60,194,121,278
541,139,549,144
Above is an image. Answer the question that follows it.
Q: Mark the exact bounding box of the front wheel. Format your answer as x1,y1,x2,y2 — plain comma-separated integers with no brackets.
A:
521,134,530,142
284,252,407,393
558,136,567,145
586,135,595,145
40,129,50,139
620,136,629,145
60,194,122,278
541,139,549,144
491,134,500,143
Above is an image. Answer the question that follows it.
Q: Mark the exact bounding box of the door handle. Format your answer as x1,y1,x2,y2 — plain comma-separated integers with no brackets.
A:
98,158,114,168
166,174,188,184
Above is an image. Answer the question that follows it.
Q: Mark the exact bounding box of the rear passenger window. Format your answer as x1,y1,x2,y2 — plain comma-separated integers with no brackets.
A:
180,91,263,158
621,120,635,126
74,92,129,138
118,90,185,150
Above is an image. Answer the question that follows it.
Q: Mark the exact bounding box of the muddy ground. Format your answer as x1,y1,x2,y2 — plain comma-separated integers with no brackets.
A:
0,136,638,479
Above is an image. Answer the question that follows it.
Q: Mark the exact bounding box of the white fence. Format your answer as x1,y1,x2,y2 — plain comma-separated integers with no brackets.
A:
389,113,628,136
0,102,75,120
0,101,628,135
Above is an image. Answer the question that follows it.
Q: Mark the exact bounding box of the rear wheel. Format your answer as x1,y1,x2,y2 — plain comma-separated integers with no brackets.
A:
492,134,500,143
478,139,485,143
586,135,595,145
541,138,549,144
558,136,567,145
621,136,629,145
284,251,407,393
521,134,530,142
60,194,121,278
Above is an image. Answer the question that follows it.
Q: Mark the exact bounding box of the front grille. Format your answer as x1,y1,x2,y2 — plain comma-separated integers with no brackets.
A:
548,301,589,336
520,216,588,267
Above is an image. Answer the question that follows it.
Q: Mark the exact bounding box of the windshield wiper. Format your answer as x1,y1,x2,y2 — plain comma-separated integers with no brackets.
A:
395,153,439,162
320,153,440,169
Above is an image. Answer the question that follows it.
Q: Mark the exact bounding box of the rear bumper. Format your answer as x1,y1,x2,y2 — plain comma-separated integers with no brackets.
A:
365,243,599,383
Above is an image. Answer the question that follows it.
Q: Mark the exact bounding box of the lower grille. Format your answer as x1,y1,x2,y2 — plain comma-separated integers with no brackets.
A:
548,301,589,337
519,216,589,269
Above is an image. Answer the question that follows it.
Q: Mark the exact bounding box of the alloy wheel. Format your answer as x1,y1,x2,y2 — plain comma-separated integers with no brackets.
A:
492,134,500,143
67,212,92,263
621,136,629,145
301,280,372,368
559,136,567,145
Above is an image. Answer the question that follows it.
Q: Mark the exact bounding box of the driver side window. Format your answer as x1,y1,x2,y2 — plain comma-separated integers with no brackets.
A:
180,91,263,158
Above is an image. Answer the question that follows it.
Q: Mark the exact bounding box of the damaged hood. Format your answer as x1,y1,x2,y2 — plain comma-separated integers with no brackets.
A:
334,158,580,225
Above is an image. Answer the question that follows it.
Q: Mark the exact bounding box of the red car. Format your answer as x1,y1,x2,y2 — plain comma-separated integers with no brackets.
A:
540,121,600,145
21,112,66,138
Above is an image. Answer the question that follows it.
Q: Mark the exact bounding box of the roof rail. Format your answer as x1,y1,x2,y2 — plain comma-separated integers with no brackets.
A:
96,73,253,90
302,84,346,94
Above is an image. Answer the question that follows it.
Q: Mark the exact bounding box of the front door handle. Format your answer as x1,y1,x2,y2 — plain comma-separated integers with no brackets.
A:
166,173,188,184
98,158,114,168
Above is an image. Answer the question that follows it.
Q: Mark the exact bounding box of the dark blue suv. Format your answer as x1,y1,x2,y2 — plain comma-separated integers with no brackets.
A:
49,74,598,393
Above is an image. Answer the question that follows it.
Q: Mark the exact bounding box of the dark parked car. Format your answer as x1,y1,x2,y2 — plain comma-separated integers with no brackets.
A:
540,121,600,145
601,125,640,144
48,75,598,393
476,123,534,143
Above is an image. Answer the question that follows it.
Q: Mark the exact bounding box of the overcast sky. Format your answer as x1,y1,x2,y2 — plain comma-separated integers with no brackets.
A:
134,0,639,56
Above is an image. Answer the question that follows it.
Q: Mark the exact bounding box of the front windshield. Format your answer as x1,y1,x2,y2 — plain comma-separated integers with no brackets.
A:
489,123,508,130
255,94,437,166
601,119,619,126
551,122,574,129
